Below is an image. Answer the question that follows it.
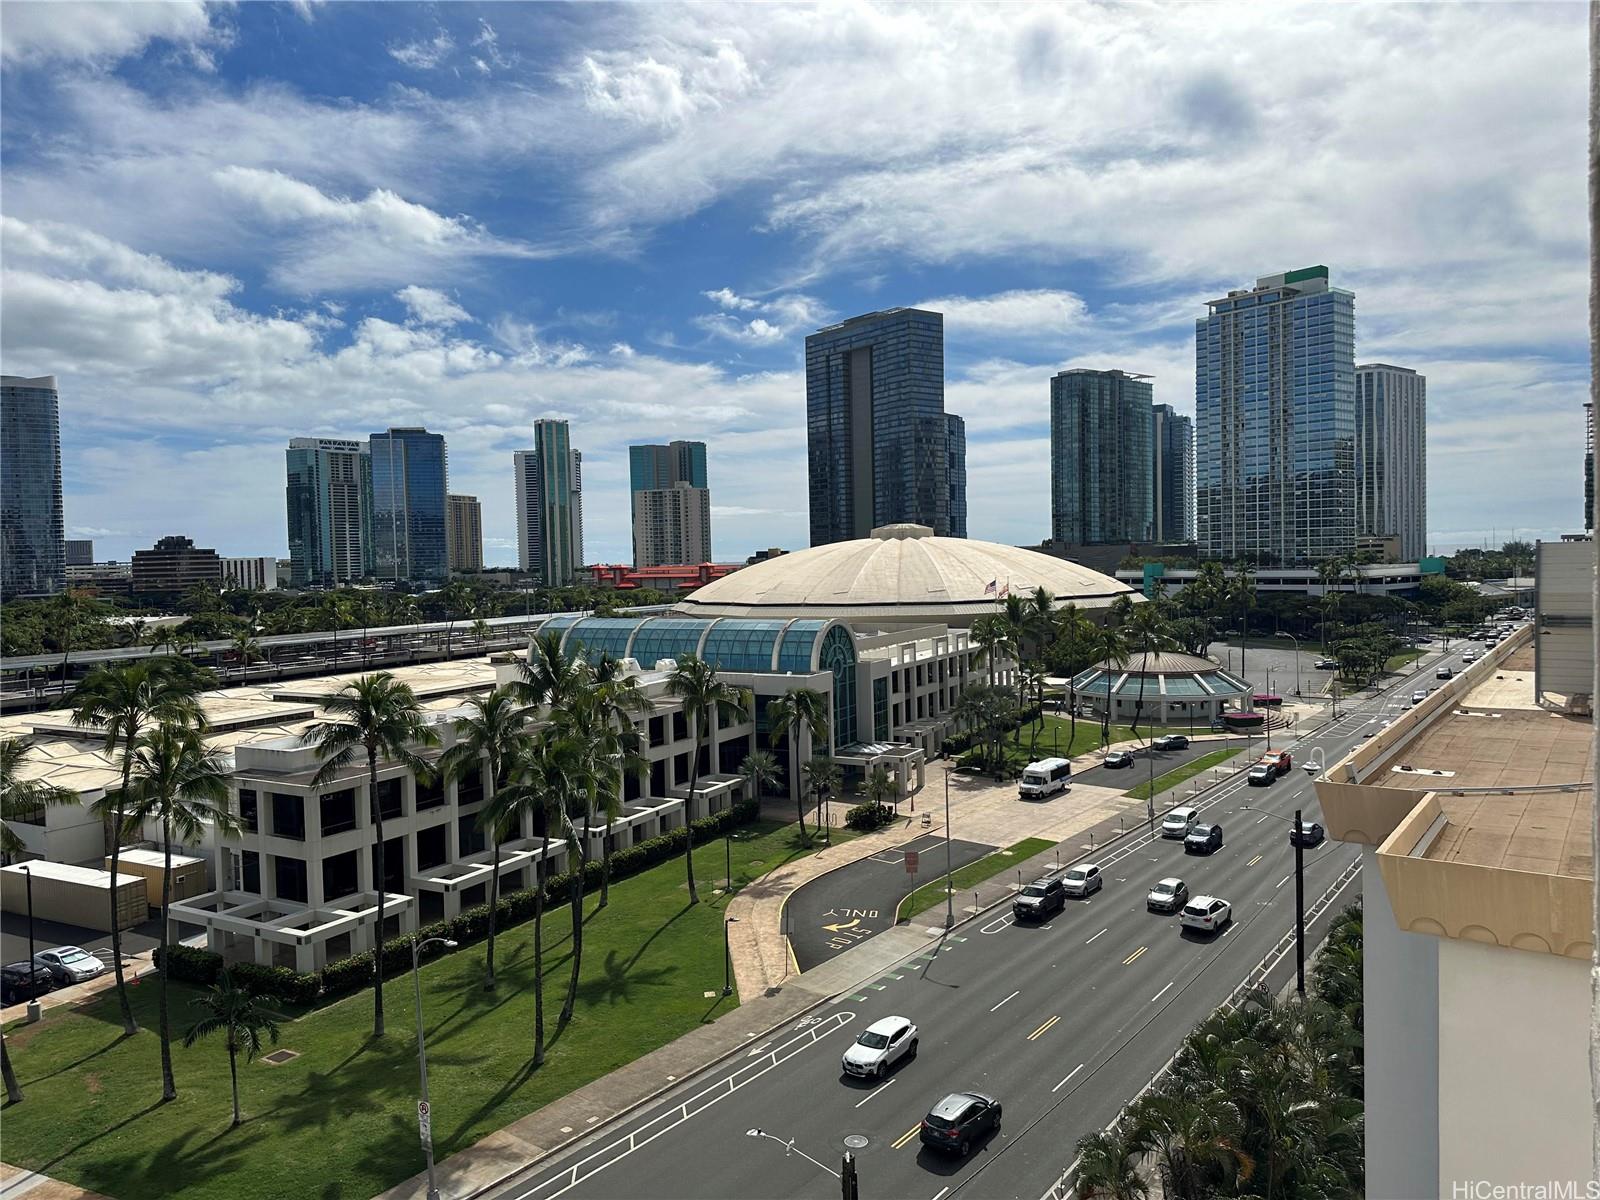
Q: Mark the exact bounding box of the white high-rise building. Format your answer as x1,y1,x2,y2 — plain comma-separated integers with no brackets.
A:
1355,364,1427,561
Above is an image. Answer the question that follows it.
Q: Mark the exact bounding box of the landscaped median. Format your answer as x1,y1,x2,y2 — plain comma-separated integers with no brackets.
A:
1123,748,1243,802
896,837,1055,921
0,817,842,1200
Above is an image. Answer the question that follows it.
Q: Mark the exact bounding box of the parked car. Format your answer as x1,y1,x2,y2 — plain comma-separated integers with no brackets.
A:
1151,734,1189,751
1013,876,1066,921
1,961,54,1006
1257,750,1292,775
1062,863,1103,897
31,946,106,986
1411,689,1429,705
841,1015,919,1079
1184,823,1224,854
920,1091,1002,1156
1314,658,1338,670
1290,820,1326,848
1247,763,1277,787
1146,877,1189,913
1160,806,1199,838
1103,750,1135,769
1180,896,1233,934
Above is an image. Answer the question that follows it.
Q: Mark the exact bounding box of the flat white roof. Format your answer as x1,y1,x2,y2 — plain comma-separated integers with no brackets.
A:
117,848,205,869
1,860,142,887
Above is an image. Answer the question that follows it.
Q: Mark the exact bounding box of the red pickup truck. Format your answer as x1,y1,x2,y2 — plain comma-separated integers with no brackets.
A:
1256,749,1292,776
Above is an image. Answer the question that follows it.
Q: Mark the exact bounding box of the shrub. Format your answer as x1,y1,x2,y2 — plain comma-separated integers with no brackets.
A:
153,943,222,986
844,801,895,831
231,961,320,1006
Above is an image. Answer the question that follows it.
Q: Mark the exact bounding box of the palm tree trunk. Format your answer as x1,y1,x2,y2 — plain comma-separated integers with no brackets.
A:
369,746,386,1038
158,817,176,1102
228,1040,241,1127
2,1031,22,1103
683,717,701,904
533,833,547,1067
1068,682,1079,755
109,761,139,1037
561,843,584,1025
485,839,500,990
792,728,807,840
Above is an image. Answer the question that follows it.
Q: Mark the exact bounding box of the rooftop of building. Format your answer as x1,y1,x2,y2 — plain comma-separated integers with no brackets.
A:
808,307,939,336
1423,789,1590,880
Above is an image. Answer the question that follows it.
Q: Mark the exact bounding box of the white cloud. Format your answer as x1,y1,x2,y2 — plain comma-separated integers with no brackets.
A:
395,285,470,326
389,29,454,71
0,0,220,66
694,290,830,344
572,38,755,128
703,287,760,311
918,289,1090,341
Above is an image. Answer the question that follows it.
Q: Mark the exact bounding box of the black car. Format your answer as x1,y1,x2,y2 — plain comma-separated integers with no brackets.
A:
1,961,54,1006
1246,764,1276,787
1103,750,1135,769
920,1091,1002,1156
1184,823,1224,854
1290,820,1326,848
1152,734,1190,751
1013,877,1066,921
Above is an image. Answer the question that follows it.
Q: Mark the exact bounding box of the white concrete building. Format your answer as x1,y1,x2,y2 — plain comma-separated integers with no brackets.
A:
1533,535,1593,707
632,483,712,569
221,556,279,591
1355,363,1427,562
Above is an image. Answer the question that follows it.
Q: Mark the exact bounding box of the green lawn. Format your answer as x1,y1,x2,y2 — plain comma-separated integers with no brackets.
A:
897,837,1055,920
1384,647,1426,672
1123,748,1243,802
1,820,846,1200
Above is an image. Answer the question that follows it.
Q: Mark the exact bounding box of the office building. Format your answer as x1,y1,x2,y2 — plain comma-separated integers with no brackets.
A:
368,428,448,584
1050,369,1155,545
945,413,967,539
1585,404,1593,532
1,374,65,599
1355,364,1427,562
446,494,483,573
65,540,94,567
131,536,222,595
1196,266,1356,562
805,308,952,545
221,556,279,592
630,441,711,568
285,438,371,588
514,419,583,586
1151,404,1194,543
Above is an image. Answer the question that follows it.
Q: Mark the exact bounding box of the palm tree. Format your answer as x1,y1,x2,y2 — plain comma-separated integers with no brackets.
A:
438,686,530,990
551,718,616,1026
122,617,151,650
970,613,1010,688
664,654,750,905
121,723,240,1102
230,631,262,684
1054,605,1095,755
50,588,95,692
322,593,353,662
70,658,209,1036
863,762,897,812
1126,1089,1251,1199
514,629,588,711
1227,562,1256,682
299,673,439,1038
1086,624,1130,748
439,580,475,657
801,757,842,843
1074,1127,1150,1200
738,750,782,808
766,688,830,840
1,737,77,864
1124,604,1175,743
182,971,282,1127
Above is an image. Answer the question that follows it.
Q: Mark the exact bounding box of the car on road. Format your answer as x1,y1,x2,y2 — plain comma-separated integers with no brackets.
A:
1314,658,1338,670
1103,750,1135,768
1184,823,1224,854
1290,820,1326,848
1160,806,1199,838
1062,863,1103,897
1151,734,1189,751
1180,896,1233,934
841,1015,918,1079
1247,763,1277,787
31,946,106,986
1462,650,1478,663
920,1091,1001,1157
1411,689,1429,705
1146,877,1189,913
1,961,54,1006
1436,666,1453,679
1013,876,1066,921
1257,750,1292,776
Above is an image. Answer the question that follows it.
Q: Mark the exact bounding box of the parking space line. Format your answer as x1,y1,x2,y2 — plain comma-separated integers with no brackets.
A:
854,1078,897,1108
892,1124,921,1150
1050,1063,1085,1093
1026,1015,1061,1041
990,990,1020,1013
1122,945,1148,966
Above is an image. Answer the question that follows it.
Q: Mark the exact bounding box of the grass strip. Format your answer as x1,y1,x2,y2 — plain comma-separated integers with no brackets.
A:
897,837,1055,921
1123,748,1243,802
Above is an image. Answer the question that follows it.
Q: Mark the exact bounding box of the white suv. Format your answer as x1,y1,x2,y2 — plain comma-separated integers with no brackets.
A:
1179,896,1232,934
1062,863,1103,897
841,1015,918,1079
1160,806,1198,839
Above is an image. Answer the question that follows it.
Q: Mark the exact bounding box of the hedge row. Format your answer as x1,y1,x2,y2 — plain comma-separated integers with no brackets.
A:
159,798,761,1003
844,801,896,831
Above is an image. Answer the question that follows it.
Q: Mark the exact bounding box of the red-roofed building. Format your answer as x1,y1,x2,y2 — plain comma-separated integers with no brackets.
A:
578,562,743,594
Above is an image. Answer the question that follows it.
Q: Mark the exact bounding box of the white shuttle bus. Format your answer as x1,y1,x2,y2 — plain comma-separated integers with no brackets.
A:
1019,757,1072,799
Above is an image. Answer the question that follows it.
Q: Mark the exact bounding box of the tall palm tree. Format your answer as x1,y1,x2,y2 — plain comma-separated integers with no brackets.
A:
299,673,439,1038
439,580,475,657
1126,1089,1251,1200
182,970,282,1127
515,629,588,711
70,658,209,1036
551,718,617,1026
664,654,750,905
50,588,94,692
1124,604,1175,742
1086,624,1130,748
587,655,649,908
438,686,530,990
1227,562,1256,683
122,617,151,650
322,593,354,662
230,631,262,684
1054,605,1095,755
1074,1127,1150,1200
970,614,1010,688
738,750,782,806
766,687,830,839
121,723,239,1103
1,737,77,863
801,757,842,843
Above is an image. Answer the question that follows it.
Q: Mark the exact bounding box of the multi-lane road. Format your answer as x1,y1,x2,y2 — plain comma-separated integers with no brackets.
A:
487,644,1463,1200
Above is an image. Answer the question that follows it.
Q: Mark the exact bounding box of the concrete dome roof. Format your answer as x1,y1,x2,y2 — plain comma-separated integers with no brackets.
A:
1093,652,1222,675
675,524,1135,628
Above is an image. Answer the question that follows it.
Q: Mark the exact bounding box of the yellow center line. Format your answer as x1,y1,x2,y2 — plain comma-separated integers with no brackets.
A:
1026,1014,1062,1041
1122,945,1148,965
1247,853,1263,867
892,1124,921,1150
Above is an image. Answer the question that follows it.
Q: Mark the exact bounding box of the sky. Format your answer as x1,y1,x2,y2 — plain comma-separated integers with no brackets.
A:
0,1,1590,568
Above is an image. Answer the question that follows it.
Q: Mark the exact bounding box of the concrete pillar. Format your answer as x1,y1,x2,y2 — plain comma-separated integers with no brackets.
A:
206,925,226,955
443,888,461,920
294,941,317,974
253,937,274,966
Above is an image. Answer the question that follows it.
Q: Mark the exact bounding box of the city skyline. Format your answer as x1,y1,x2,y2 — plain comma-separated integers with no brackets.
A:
0,5,1588,565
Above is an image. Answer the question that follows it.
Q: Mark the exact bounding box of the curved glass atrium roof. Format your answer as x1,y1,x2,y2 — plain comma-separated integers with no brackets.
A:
539,615,847,675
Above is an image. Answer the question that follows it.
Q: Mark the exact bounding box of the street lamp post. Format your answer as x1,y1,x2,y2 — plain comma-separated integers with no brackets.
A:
1240,803,1307,995
744,1128,842,1181
19,865,41,1018
723,917,738,996
943,769,954,929
1276,631,1301,698
412,936,459,1200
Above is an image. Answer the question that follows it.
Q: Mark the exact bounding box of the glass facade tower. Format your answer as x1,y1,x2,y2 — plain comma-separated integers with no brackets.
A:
368,428,448,583
515,419,583,585
1355,364,1427,561
1050,369,1155,545
1195,266,1356,563
1152,403,1195,543
285,437,372,588
805,308,951,544
945,413,967,539
1,374,65,598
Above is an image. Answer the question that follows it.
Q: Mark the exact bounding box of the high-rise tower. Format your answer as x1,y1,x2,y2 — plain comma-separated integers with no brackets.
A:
285,437,372,587
1,374,65,598
630,441,711,568
514,419,583,585
368,428,449,583
1050,369,1155,545
1355,364,1427,561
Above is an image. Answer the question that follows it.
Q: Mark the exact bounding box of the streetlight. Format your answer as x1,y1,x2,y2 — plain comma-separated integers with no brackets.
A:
412,936,459,1200
1275,631,1301,697
743,1128,842,1180
19,865,40,1020
723,917,738,996
1240,803,1308,995
943,768,954,929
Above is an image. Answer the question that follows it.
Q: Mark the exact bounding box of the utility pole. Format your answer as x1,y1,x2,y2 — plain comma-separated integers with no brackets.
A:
840,1151,860,1200
1294,807,1306,995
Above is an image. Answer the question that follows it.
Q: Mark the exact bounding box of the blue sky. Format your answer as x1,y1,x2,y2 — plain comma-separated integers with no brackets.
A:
1,1,1590,567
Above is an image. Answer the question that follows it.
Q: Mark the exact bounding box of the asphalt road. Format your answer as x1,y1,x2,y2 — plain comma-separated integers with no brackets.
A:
487,641,1466,1200
1069,736,1250,791
788,833,996,971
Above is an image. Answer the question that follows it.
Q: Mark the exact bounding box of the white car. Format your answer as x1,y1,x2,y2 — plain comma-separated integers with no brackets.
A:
1411,690,1429,705
1462,651,1478,663
1160,806,1199,839
1062,863,1103,897
32,946,107,986
1179,896,1232,934
841,1015,918,1079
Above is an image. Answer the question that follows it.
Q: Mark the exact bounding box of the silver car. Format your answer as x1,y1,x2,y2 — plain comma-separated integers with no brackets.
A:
32,946,106,986
1062,863,1103,897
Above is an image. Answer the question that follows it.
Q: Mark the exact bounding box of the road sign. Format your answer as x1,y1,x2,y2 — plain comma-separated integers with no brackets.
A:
417,1099,432,1147
904,850,919,874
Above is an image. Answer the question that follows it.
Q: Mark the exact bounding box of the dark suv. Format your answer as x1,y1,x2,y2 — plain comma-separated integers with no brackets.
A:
1184,823,1224,854
920,1091,1002,1156
1012,877,1066,921
1,962,54,1007
1152,734,1189,751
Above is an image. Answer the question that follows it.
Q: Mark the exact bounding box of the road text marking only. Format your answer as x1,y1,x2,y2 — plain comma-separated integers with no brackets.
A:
1051,1064,1085,1093
1122,945,1149,965
990,990,1020,1013
1026,1015,1062,1041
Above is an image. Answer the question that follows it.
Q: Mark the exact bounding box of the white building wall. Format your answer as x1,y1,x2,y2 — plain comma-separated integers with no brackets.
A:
1355,364,1427,561
221,556,279,591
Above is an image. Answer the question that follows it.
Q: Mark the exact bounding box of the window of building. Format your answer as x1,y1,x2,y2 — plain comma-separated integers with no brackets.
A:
320,789,356,836
416,824,448,871
457,813,486,856
650,758,666,796
238,788,258,833
241,849,261,894
271,793,305,841
672,711,688,743
415,773,445,811
649,715,666,748
455,769,483,809
372,835,405,894
371,777,403,822
321,849,359,902
273,855,308,903
674,752,689,785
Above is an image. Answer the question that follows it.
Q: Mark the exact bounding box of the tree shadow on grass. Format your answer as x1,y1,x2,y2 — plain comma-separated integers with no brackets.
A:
12,1028,133,1087
33,1098,167,1175
442,1054,540,1148
573,951,675,1009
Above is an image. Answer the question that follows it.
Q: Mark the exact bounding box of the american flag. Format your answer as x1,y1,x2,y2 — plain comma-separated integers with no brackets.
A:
984,579,997,596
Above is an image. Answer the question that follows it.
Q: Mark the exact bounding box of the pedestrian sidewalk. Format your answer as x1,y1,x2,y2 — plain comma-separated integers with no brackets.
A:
0,1162,109,1200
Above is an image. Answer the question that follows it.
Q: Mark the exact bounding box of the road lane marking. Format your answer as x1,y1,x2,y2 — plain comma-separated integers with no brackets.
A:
1086,928,1108,944
1247,854,1263,867
1255,815,1270,824
1026,1014,1061,1041
981,913,1016,934
1276,874,1292,889
1051,1063,1085,1093
930,1189,950,1200
1151,981,1175,1003
1122,945,1148,965
855,1078,896,1108
990,990,1020,1012
892,1124,921,1150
